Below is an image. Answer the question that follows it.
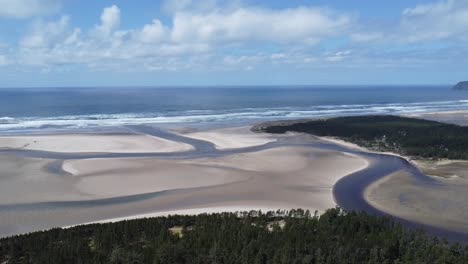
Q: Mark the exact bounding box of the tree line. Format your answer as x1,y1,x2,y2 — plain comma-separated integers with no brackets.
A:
1,208,467,263
257,115,468,160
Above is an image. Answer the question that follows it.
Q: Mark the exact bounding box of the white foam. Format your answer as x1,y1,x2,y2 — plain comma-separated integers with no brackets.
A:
2,100,468,132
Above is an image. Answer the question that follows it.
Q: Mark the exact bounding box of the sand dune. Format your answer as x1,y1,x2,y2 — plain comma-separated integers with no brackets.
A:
0,134,193,153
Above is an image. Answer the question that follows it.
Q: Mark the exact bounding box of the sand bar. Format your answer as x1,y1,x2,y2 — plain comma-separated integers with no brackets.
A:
406,110,468,126
180,126,277,149
365,169,468,233
0,135,369,237
0,155,87,204
62,157,249,198
0,134,193,153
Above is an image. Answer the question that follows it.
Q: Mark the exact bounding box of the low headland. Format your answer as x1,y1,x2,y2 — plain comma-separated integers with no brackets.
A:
453,81,468,90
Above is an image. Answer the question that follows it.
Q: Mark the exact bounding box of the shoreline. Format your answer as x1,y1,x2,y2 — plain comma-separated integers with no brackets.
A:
318,135,461,180
66,206,284,227
0,124,370,238
2,114,468,241
0,133,194,153
307,124,468,238
66,149,370,229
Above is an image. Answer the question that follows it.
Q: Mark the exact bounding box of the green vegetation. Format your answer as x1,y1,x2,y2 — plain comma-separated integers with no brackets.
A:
1,209,467,263
256,115,468,159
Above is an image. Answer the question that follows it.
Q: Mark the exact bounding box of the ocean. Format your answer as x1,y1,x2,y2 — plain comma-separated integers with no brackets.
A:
0,85,467,132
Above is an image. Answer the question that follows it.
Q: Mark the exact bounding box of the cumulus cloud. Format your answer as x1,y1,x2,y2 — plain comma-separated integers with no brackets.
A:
400,0,468,42
171,7,353,44
139,19,168,43
20,16,71,48
95,5,121,35
6,0,468,74
0,0,61,18
11,2,355,71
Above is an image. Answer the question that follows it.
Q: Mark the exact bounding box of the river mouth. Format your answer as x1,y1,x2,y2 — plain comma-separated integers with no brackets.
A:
0,125,467,243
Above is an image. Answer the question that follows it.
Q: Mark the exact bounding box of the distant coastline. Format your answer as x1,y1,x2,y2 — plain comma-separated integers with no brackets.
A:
453,81,468,90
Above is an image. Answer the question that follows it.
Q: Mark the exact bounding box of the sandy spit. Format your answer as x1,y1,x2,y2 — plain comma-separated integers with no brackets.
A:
0,134,193,153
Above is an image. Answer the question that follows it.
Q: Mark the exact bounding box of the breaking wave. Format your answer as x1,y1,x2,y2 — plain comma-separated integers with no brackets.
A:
1,99,468,132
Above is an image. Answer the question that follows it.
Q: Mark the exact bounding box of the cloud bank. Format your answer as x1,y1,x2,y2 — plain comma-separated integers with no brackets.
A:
0,0,467,82
0,0,61,18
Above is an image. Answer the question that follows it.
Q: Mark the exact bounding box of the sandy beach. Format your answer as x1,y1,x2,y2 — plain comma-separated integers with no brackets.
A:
70,206,285,227
179,126,277,149
357,111,468,234
3,115,468,238
0,154,87,204
0,125,369,237
62,157,249,198
365,169,468,233
3,113,468,238
0,134,193,153
406,110,468,126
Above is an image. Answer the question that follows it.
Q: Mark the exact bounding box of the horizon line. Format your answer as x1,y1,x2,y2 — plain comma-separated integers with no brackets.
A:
0,84,453,89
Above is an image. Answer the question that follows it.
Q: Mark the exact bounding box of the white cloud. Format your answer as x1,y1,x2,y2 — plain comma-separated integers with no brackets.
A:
20,15,71,48
347,0,468,45
223,55,262,65
325,50,352,62
171,7,353,44
402,0,455,16
399,0,468,42
0,0,61,18
9,0,468,75
139,19,168,43
0,55,8,66
95,5,121,35
10,2,355,72
271,53,286,60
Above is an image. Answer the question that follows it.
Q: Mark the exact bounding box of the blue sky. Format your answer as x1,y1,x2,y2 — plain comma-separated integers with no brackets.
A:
0,0,467,87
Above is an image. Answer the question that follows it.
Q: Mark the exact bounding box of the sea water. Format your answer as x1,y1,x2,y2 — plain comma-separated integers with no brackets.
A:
0,85,467,132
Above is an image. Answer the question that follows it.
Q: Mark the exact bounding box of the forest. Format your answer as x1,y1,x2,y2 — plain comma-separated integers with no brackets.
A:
1,208,467,264
256,115,468,160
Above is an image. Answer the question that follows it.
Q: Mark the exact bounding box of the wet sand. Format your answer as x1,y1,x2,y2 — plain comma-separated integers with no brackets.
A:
4,117,468,241
365,169,468,233
0,154,86,204
0,134,193,153
359,111,468,236
0,126,368,237
179,126,277,149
